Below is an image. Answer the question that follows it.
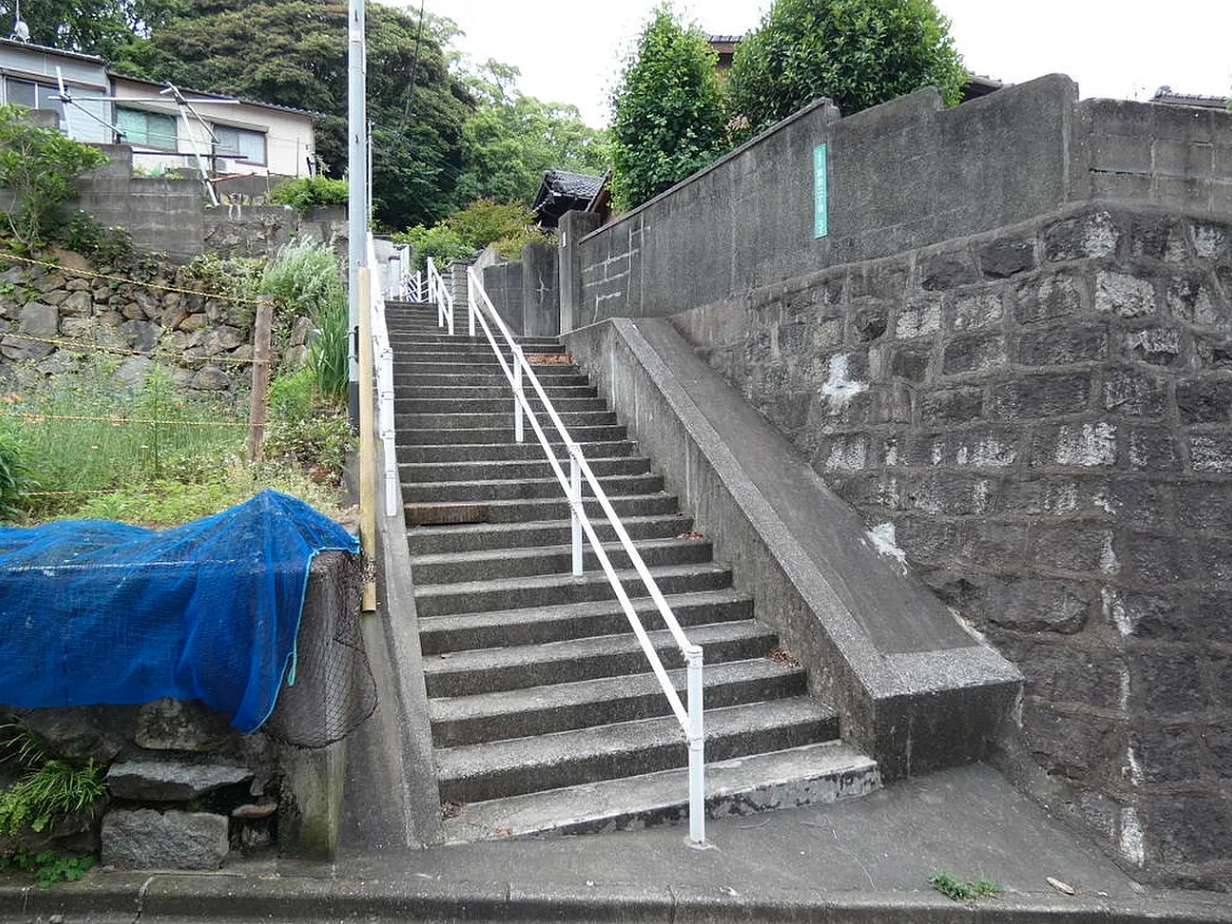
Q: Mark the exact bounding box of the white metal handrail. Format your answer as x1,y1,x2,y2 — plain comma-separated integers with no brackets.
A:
425,257,454,335
366,234,400,517
408,270,424,303
438,266,707,846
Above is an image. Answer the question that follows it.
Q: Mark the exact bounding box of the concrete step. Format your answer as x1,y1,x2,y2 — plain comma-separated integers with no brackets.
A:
421,619,774,696
414,560,729,617
392,360,582,378
400,455,650,486
398,423,628,445
441,741,880,842
397,395,610,415
435,491,679,525
389,347,567,365
397,409,617,431
401,471,664,505
435,697,839,803
394,370,591,388
398,439,637,464
430,657,808,747
407,513,694,555
404,383,598,402
386,334,563,349
410,535,714,584
418,588,750,654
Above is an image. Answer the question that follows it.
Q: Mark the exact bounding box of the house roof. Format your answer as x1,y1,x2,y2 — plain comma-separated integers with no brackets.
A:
1151,87,1231,110
107,71,325,120
0,36,105,66
534,169,604,208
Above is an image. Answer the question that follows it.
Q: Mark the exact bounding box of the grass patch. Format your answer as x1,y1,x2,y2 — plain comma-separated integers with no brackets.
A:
929,871,998,901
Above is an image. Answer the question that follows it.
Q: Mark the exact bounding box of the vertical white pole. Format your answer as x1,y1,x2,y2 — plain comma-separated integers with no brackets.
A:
513,346,525,444
686,644,706,847
468,282,477,338
570,443,583,576
347,0,367,426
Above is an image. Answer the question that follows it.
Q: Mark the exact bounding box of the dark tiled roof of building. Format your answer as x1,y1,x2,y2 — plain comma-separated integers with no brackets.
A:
1151,88,1231,110
539,169,604,201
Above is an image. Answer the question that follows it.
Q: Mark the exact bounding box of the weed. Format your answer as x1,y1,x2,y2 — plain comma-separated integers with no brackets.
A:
0,429,35,520
0,759,106,836
929,871,998,901
0,723,48,768
0,847,94,888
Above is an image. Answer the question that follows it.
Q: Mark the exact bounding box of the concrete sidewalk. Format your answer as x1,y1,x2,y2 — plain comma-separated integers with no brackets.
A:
5,764,1231,922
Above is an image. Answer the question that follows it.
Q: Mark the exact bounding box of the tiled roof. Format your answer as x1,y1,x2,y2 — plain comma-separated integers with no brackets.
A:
1151,88,1231,110
540,169,604,201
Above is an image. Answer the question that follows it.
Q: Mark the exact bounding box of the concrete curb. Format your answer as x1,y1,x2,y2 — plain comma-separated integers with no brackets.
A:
4,874,1231,923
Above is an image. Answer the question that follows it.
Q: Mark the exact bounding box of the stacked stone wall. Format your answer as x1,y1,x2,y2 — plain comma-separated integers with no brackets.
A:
673,203,1232,889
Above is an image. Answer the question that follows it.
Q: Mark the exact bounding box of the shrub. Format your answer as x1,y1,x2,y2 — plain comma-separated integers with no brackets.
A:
392,223,472,273
609,4,729,209
729,0,967,135
0,428,33,521
0,105,108,250
260,238,348,401
270,176,350,213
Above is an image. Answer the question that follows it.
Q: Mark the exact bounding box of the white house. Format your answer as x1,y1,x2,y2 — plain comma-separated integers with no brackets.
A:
0,37,317,179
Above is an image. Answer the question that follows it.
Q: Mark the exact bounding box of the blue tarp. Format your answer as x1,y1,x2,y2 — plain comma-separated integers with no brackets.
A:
0,490,359,733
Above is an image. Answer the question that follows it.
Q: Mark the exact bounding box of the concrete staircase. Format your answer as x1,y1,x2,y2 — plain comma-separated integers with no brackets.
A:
387,301,880,843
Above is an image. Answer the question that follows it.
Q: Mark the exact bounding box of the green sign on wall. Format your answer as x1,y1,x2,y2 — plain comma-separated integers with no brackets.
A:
813,143,828,239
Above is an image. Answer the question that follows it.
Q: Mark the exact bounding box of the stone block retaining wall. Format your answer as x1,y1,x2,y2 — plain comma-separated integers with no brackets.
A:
673,203,1232,889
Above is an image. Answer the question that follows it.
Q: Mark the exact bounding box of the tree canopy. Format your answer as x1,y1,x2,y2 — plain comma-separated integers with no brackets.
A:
729,0,967,135
609,4,728,210
0,0,175,59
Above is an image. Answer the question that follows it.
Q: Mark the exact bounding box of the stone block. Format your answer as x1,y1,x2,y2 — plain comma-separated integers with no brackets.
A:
1043,210,1119,262
1096,271,1157,318
1020,701,1122,782
107,757,253,801
1148,794,1232,865
1108,477,1172,528
920,255,979,291
888,344,930,382
1031,522,1114,574
1127,427,1182,472
998,475,1108,518
1190,434,1232,473
1122,531,1194,586
1131,722,1206,783
978,237,1037,278
1117,591,1193,641
1011,642,1125,708
1167,277,1226,327
1192,221,1230,259
1176,378,1232,424
904,473,992,516
951,291,1004,331
1014,273,1086,324
1177,482,1232,532
1017,327,1108,366
941,332,1007,376
919,386,982,423
135,698,237,752
1129,213,1190,262
102,808,229,870
1102,367,1169,418
990,372,1092,420
948,425,1020,467
1032,421,1117,468
1123,326,1184,366
1132,648,1208,716
894,297,942,339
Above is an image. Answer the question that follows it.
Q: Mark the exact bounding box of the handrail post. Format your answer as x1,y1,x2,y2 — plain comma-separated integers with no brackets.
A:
468,278,477,337
513,345,525,444
686,644,706,847
569,441,583,576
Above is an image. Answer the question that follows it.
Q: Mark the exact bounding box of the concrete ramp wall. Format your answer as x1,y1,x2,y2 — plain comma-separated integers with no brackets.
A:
564,318,1021,780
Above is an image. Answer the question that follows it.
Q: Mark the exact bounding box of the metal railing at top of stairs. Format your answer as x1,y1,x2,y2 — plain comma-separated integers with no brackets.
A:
425,257,454,336
425,264,707,848
366,234,400,518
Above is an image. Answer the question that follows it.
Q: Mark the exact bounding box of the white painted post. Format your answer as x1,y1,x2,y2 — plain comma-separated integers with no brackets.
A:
686,644,706,847
569,442,583,576
514,349,524,445
468,280,477,337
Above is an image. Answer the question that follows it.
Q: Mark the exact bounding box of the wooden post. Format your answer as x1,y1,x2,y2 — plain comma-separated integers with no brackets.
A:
358,268,377,612
248,297,275,463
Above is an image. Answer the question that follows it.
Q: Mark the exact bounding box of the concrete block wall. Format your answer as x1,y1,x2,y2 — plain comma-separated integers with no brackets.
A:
566,75,1232,329
672,202,1232,889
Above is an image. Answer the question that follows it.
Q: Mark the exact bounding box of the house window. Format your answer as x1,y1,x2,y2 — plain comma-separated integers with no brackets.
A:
212,125,266,165
4,78,63,118
115,107,178,150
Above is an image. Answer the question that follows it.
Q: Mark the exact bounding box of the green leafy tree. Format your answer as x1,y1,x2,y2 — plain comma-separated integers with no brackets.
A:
457,61,611,206
0,0,178,58
729,0,967,135
609,4,729,209
0,105,108,249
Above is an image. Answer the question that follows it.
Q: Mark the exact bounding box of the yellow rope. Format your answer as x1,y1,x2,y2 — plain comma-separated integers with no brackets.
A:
0,331,267,366
1,411,247,429
0,251,270,306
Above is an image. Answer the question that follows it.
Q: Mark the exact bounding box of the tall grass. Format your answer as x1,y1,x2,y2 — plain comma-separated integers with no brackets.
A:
260,237,348,402
0,357,244,519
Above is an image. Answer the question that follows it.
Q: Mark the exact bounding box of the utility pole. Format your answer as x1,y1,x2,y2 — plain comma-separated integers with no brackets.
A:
346,0,367,426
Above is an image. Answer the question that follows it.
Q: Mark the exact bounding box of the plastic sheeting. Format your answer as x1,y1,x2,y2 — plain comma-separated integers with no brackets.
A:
0,490,359,734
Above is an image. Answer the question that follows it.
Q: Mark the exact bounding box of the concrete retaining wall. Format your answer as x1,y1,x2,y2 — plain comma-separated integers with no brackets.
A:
564,75,1232,328
671,202,1232,888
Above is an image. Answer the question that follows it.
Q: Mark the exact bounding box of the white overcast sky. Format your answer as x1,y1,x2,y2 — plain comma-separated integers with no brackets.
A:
401,1,1232,127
